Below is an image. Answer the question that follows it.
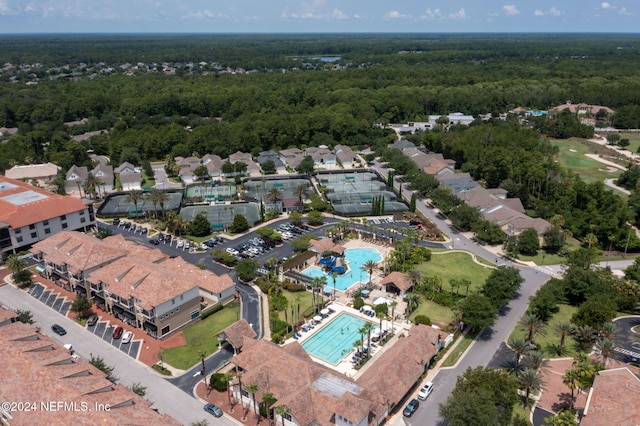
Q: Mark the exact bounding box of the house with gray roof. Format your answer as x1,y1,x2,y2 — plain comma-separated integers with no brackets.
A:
334,145,358,167
305,146,336,168
65,165,88,195
435,172,478,194
279,148,305,169
257,150,286,174
91,163,114,193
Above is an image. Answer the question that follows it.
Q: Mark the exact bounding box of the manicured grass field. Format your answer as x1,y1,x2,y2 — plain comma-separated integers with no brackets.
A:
162,301,240,369
275,289,315,322
618,132,640,154
509,304,578,359
416,251,494,293
550,138,624,184
410,298,456,326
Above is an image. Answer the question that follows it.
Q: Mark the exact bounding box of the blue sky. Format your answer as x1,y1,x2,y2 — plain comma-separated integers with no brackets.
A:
0,0,637,34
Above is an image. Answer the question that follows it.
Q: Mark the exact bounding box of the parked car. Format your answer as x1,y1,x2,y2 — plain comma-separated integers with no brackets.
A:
112,326,123,339
121,331,133,344
409,220,420,226
417,381,434,400
51,324,66,336
176,240,184,248
86,315,99,327
403,399,420,417
112,218,120,226
149,238,160,245
184,241,191,249
203,403,223,417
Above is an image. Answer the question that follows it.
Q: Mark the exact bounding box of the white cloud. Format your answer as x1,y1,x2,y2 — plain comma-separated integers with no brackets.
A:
503,5,520,16
384,10,411,19
619,7,631,15
421,8,443,20
0,0,11,15
449,8,467,19
535,7,563,17
332,8,347,20
601,2,612,9
183,10,229,20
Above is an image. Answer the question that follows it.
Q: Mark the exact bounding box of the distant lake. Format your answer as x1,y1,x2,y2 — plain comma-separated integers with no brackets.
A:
311,56,341,62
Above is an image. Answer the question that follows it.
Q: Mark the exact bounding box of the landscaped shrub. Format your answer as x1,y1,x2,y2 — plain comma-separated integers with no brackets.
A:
283,281,306,292
209,373,230,392
432,290,464,307
271,332,284,344
271,319,288,335
256,276,274,294
414,315,432,325
374,303,388,316
353,296,365,309
200,303,224,320
152,364,172,376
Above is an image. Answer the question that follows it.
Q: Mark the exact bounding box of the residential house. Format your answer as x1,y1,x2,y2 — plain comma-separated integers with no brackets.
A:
0,176,95,258
429,112,475,126
435,172,479,194
4,162,61,186
202,154,224,179
257,150,287,174
229,324,447,426
482,204,551,238
91,163,114,194
334,145,359,167
279,148,305,169
175,156,201,184
0,318,181,426
306,146,337,169
456,186,524,214
399,122,433,134
228,151,261,176
65,165,88,195
391,140,417,151
402,149,456,176
119,172,142,191
552,101,614,117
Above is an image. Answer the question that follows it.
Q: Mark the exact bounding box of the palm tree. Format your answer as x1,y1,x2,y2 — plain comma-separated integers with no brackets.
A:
125,189,143,216
362,260,377,285
407,270,422,293
311,276,326,314
390,300,398,321
268,187,283,204
245,383,259,420
525,350,548,372
156,189,168,219
595,338,615,367
85,172,99,200
6,254,27,273
572,325,596,353
508,336,530,370
599,322,616,341
275,404,290,426
554,322,574,354
353,338,363,354
147,188,160,218
261,392,276,424
405,293,419,317
376,310,386,334
517,368,543,408
584,232,598,248
331,272,338,300
519,313,545,344
357,326,367,352
294,183,307,204
562,368,579,408
362,321,376,353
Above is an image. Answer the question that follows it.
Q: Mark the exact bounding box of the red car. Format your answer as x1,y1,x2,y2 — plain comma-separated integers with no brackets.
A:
112,326,123,339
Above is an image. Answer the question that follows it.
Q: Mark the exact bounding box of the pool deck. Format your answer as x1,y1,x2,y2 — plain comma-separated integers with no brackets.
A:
284,301,407,379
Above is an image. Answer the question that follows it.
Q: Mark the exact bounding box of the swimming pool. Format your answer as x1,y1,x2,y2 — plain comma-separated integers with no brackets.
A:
302,313,371,365
303,247,382,291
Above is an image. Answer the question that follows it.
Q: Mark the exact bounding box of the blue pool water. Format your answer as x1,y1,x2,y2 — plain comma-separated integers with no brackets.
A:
303,247,382,291
302,313,371,364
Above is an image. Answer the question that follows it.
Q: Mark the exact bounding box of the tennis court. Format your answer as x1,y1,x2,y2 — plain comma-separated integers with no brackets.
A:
317,171,408,216
244,178,312,201
180,203,261,229
97,191,183,217
184,183,236,201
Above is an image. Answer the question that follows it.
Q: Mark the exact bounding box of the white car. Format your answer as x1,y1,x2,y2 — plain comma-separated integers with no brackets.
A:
121,331,133,344
184,241,191,249
176,240,184,248
226,248,239,255
417,381,434,400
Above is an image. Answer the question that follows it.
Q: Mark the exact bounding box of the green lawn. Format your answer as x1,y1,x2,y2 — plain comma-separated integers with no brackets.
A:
410,297,456,326
441,330,478,367
512,399,534,425
618,132,640,154
509,304,578,358
550,138,624,184
416,251,493,293
275,289,316,322
162,301,240,369
518,239,580,266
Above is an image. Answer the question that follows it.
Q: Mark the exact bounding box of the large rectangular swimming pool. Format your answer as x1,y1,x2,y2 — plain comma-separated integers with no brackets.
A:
301,313,372,365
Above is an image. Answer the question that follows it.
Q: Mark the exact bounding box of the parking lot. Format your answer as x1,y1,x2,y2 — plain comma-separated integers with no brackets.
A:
27,282,72,316
87,318,142,359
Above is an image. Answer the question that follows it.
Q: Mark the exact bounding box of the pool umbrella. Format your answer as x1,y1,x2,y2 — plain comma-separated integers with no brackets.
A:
313,315,322,322
323,286,332,294
321,308,330,315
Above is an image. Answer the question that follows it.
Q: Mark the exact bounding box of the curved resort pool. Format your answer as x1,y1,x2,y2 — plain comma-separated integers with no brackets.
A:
302,247,382,292
302,313,372,365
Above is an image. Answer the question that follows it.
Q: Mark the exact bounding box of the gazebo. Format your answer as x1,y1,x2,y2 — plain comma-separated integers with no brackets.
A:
215,319,257,354
379,271,413,296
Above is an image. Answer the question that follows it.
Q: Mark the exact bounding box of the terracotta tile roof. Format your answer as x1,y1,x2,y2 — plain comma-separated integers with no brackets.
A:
356,324,442,407
0,321,180,426
31,231,126,275
309,238,342,254
0,176,89,229
0,306,17,323
103,234,167,263
162,257,235,294
380,271,413,291
87,256,198,311
216,319,257,351
581,367,640,426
